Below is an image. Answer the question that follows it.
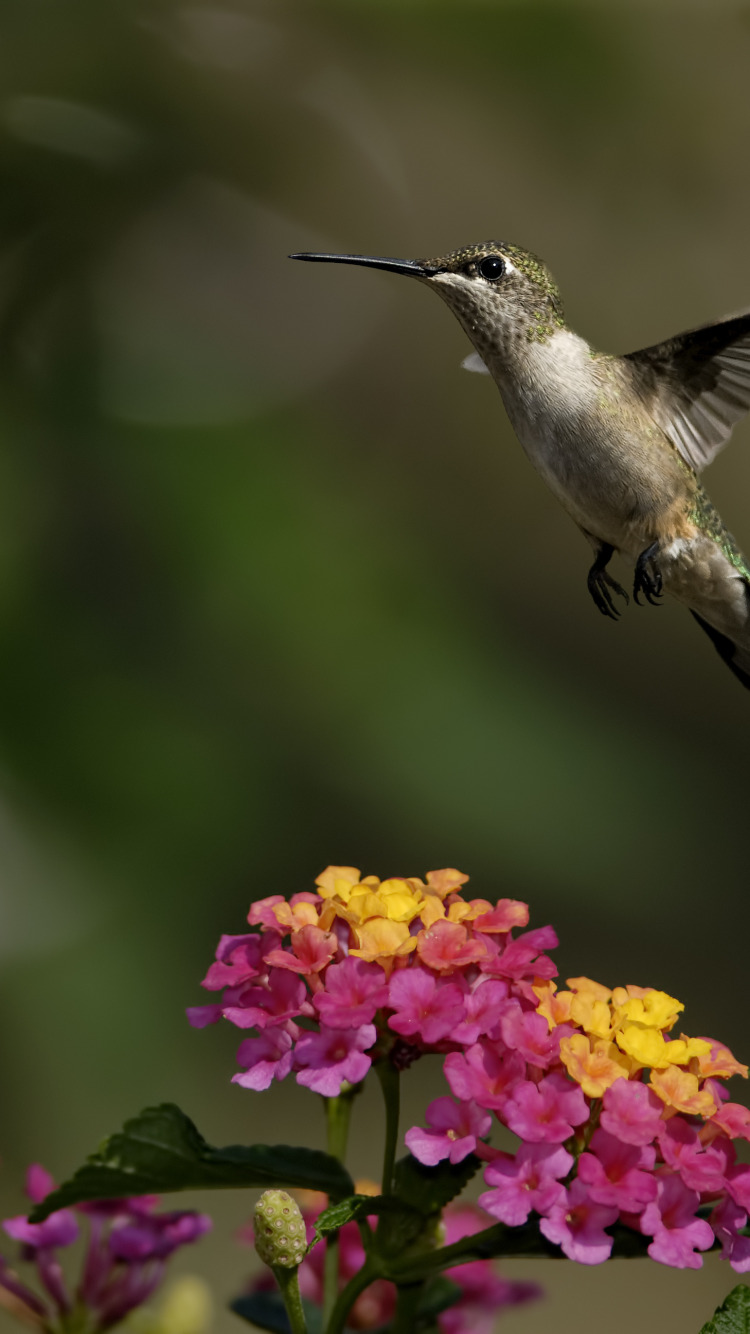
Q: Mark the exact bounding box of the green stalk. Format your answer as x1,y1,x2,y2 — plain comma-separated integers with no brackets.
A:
325,1257,380,1334
375,1059,400,1195
271,1265,307,1334
322,1091,355,1325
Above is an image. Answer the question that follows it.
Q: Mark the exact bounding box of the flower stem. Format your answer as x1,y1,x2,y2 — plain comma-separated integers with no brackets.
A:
322,1091,355,1326
391,1281,424,1334
325,1258,380,1334
272,1266,307,1334
375,1060,400,1195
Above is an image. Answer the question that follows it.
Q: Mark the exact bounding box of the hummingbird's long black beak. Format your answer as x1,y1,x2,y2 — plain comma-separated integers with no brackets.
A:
289,252,437,277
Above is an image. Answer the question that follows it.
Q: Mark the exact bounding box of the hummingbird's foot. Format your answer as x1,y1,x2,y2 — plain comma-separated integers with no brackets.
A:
633,541,663,606
587,543,629,620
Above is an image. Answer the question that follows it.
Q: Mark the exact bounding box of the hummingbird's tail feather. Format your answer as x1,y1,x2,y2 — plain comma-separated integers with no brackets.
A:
689,607,750,689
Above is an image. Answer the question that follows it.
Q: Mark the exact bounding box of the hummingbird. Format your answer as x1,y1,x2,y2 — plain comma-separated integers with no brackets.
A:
290,242,750,689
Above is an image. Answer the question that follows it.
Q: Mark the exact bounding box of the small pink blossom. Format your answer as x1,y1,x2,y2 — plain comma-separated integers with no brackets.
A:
504,1072,589,1144
498,1002,559,1069
480,1143,573,1227
539,1179,618,1264
200,934,266,991
388,968,466,1045
223,969,313,1030
599,1078,665,1146
577,1129,657,1212
658,1118,733,1194
640,1174,715,1269
312,957,389,1029
711,1197,750,1272
452,980,509,1045
443,1043,525,1111
417,920,488,973
233,1028,295,1091
294,1024,376,1096
264,925,338,976
405,1097,491,1166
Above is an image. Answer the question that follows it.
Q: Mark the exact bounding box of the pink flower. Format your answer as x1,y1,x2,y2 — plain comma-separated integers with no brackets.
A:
294,1024,376,1096
223,970,313,1030
312,958,389,1029
417,921,488,972
497,1002,559,1069
577,1129,657,1212
264,925,338,976
405,1097,491,1166
233,1028,295,1090
504,1072,589,1144
443,1043,525,1112
480,1143,573,1226
599,1078,665,1146
471,901,530,934
388,968,466,1045
539,1180,619,1264
451,980,509,1045
200,934,266,991
726,1162,750,1211
711,1102,750,1142
658,1118,733,1194
640,1174,715,1269
480,926,558,986
711,1197,750,1272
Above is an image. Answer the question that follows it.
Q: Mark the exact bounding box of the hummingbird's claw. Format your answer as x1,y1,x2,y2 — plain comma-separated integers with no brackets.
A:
587,543,629,620
633,542,663,606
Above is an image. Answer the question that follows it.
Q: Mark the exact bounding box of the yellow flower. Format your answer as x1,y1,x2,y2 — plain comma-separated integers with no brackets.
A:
615,989,683,1033
649,1067,717,1117
348,917,417,964
559,1033,632,1097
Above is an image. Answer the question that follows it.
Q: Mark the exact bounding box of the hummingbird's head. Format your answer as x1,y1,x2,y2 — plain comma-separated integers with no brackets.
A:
290,241,565,362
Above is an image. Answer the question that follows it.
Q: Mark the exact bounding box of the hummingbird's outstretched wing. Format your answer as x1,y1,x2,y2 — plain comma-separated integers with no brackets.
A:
625,312,750,472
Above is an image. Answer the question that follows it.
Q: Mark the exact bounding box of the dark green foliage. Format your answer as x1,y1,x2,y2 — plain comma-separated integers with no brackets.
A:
700,1287,750,1334
30,1104,353,1220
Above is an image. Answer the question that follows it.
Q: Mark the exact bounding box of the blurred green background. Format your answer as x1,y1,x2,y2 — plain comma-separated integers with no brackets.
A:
1,1,750,1329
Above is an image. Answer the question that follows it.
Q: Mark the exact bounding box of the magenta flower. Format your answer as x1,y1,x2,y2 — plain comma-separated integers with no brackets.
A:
222,969,313,1030
451,980,509,1046
640,1174,715,1269
294,1023,376,1096
479,1143,573,1226
658,1118,733,1194
405,1097,491,1166
417,920,489,972
497,1002,559,1069
0,1166,210,1333
312,957,389,1029
233,1027,296,1090
539,1180,619,1264
599,1077,665,1146
443,1042,525,1111
711,1197,750,1272
503,1072,589,1144
200,933,266,991
388,968,467,1045
264,925,338,976
577,1129,657,1212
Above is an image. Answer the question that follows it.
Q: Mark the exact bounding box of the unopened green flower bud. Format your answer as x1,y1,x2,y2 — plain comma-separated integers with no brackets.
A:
253,1191,307,1270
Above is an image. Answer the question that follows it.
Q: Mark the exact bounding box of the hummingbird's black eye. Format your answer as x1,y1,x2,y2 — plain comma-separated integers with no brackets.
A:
477,255,505,282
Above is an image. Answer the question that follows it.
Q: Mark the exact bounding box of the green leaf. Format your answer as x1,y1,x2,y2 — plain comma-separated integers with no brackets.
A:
392,1152,481,1217
700,1286,750,1334
30,1104,354,1220
310,1193,423,1247
231,1292,322,1334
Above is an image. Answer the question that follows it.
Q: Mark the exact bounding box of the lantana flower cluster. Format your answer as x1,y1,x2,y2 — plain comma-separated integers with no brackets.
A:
190,866,750,1271
241,1187,541,1334
0,1165,211,1332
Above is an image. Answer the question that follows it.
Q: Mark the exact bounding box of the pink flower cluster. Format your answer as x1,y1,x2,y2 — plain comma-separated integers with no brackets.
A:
190,866,750,1271
242,1193,540,1334
0,1165,211,1332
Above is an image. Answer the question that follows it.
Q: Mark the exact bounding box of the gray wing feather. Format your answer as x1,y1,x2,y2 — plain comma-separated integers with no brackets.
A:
624,312,750,471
